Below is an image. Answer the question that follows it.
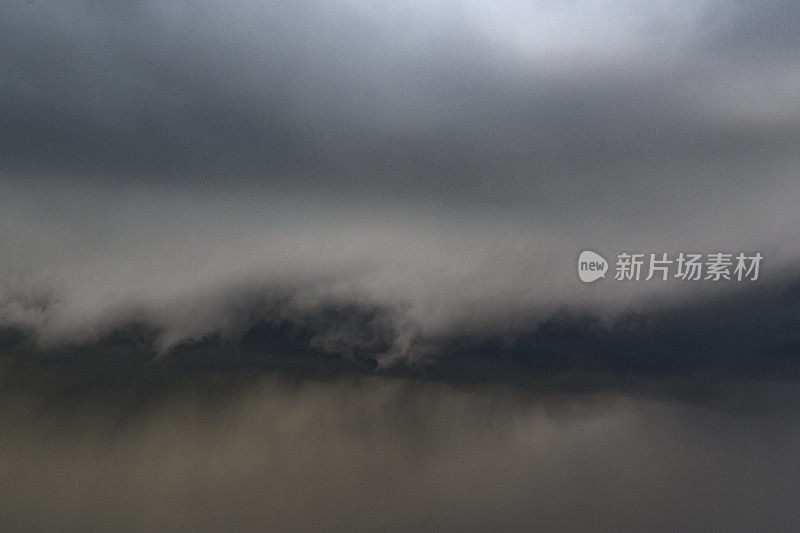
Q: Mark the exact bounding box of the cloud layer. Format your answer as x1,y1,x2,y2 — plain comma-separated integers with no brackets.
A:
1,0,799,370
2,3,800,530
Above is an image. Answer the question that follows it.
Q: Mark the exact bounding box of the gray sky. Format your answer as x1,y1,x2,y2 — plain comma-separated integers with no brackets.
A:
0,0,798,369
3,4,800,530
3,0,798,188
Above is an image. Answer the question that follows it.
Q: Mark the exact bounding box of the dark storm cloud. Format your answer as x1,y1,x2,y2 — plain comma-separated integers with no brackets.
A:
1,265,798,393
2,5,800,528
1,0,798,198
0,0,799,371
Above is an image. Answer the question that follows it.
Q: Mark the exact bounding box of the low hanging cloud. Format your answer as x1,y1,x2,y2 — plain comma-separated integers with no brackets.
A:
0,0,799,376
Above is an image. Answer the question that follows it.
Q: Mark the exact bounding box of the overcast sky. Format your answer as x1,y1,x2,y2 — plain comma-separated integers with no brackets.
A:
3,3,800,530
0,0,798,371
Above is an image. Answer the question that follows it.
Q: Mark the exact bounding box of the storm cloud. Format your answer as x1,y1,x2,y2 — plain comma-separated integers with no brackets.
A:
2,0,798,185
1,0,799,368
1,2,799,529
